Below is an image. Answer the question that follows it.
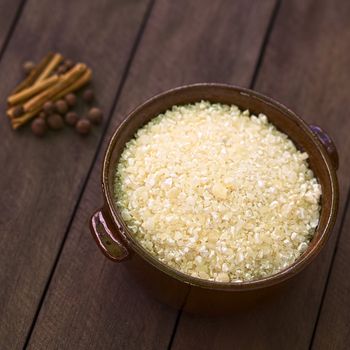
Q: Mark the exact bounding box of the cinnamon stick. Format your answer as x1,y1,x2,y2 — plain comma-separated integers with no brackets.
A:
12,108,40,129
11,52,54,94
35,53,63,84
11,66,92,129
23,63,87,113
7,107,15,119
8,75,59,106
55,68,92,100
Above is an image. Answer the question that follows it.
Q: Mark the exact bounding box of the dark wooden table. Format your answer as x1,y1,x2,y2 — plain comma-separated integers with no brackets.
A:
1,1,349,349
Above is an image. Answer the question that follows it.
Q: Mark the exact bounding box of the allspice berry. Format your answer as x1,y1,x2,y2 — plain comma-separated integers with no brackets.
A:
65,111,78,126
23,61,35,74
76,118,91,135
64,59,74,70
31,118,47,137
13,105,24,118
47,114,64,130
43,101,54,114
65,93,77,107
38,111,46,119
82,89,94,103
57,65,68,75
55,99,68,114
87,107,103,125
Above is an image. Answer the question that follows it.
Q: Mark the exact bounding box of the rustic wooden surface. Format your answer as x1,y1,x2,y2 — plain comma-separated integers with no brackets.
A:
0,0,349,349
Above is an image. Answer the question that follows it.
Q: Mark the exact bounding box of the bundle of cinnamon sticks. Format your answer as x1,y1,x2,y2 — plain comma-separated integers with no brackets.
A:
7,52,92,129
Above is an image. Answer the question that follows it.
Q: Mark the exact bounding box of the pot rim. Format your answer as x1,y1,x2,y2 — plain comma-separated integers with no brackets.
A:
102,83,339,291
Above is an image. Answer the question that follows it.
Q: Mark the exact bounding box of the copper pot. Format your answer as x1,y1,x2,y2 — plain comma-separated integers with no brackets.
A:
90,84,339,313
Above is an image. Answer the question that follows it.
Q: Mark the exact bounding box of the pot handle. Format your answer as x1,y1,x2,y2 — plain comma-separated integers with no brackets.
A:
90,207,129,262
309,125,339,170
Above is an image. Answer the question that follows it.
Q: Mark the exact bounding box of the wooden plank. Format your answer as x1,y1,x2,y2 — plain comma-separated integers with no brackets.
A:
0,0,150,349
0,0,22,51
171,0,350,349
311,194,350,349
27,1,276,349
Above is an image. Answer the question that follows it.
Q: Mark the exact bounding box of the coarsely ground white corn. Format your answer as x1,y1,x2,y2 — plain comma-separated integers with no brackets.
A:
114,101,321,282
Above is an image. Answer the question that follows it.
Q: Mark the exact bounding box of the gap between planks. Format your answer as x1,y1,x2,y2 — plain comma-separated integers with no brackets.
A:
251,0,281,89
0,0,27,64
21,0,156,348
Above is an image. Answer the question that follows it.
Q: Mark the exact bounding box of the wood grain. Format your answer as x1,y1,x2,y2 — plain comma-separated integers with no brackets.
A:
172,0,350,349
311,195,350,349
27,1,276,349
0,0,22,53
0,0,150,348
